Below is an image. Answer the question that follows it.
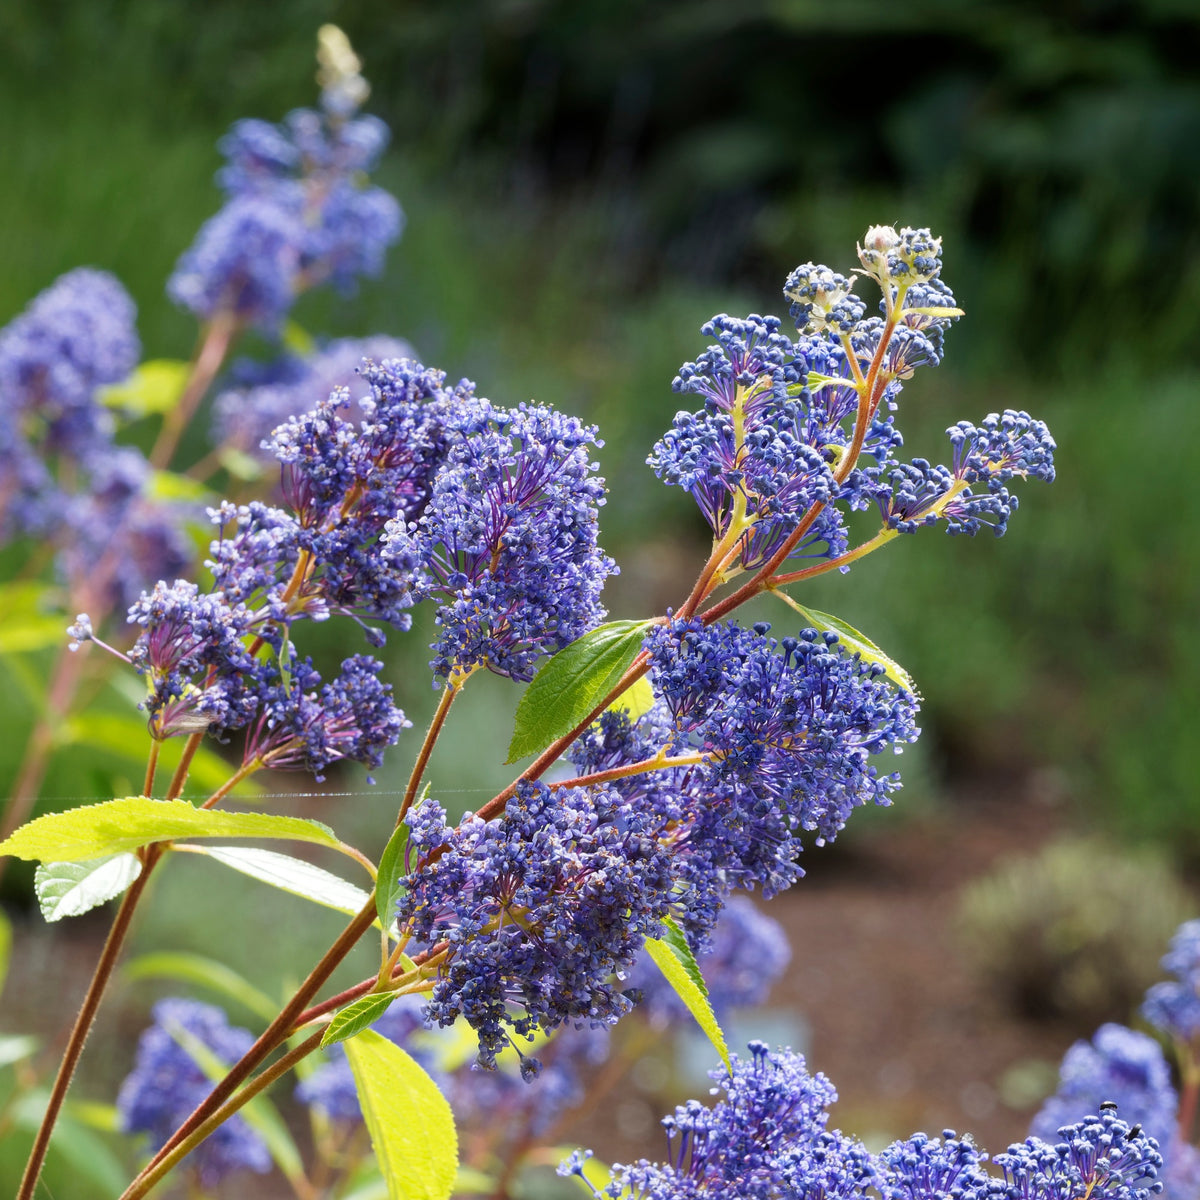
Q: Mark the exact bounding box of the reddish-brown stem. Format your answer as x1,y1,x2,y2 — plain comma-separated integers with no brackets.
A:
136,900,380,1177
150,311,241,470
16,843,163,1200
1179,1071,1199,1143
119,1029,327,1200
397,681,460,825
474,651,654,824
142,740,161,798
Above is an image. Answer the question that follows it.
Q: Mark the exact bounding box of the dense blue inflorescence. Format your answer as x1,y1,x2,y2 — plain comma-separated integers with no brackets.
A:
0,270,194,607
117,999,270,1187
1143,919,1200,1043
168,65,402,329
562,1047,1163,1200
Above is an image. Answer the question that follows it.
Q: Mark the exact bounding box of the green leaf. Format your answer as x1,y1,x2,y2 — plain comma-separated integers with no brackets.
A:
185,844,371,921
0,795,340,864
124,951,281,1024
608,674,655,721
345,1029,458,1200
164,1016,306,1188
0,1034,40,1068
65,1100,121,1133
508,620,652,762
146,468,213,503
903,305,965,319
99,358,191,417
34,853,142,922
321,991,398,1048
452,1166,498,1194
283,319,315,357
0,614,72,654
13,1091,128,1195
218,446,266,481
644,917,730,1071
0,905,10,999
769,593,917,694
376,822,410,932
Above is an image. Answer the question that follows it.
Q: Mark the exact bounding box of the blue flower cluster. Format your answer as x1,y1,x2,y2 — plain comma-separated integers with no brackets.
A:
0,270,192,608
398,780,676,1067
562,1045,1163,1200
168,55,402,329
652,227,1056,574
117,999,270,1188
1031,1023,1199,1200
380,396,615,681
1143,919,1200,1044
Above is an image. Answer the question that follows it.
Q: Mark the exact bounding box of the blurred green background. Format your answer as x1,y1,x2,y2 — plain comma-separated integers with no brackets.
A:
3,0,1200,1191
4,0,1200,843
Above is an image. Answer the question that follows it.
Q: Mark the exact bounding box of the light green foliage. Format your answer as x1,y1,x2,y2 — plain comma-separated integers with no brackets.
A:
0,796,340,864
375,823,410,931
34,853,142,921
644,916,730,1071
508,620,652,762
345,1029,458,1200
98,358,190,417
322,992,398,1048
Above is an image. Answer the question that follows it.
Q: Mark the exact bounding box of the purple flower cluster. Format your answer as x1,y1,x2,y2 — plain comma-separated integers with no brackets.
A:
0,270,192,607
1143,919,1200,1044
560,1042,841,1199
563,1047,1162,1200
652,227,1055,575
117,999,270,1188
398,780,676,1067
1030,1024,1197,1200
381,397,615,680
168,65,402,329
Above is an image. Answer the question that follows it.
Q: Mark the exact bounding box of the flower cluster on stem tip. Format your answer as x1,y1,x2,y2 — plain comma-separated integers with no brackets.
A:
168,31,401,330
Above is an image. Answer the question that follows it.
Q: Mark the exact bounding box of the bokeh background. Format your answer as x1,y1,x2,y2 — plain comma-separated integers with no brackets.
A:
3,0,1200,1194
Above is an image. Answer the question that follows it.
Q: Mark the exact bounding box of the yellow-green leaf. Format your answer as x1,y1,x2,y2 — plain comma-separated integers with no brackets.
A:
99,359,191,416
644,917,730,1071
345,1029,458,1200
769,592,917,694
0,796,340,864
608,674,655,720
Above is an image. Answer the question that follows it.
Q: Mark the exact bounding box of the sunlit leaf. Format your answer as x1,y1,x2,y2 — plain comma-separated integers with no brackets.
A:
644,917,730,1071
345,1029,458,1200
0,1034,40,1069
0,795,340,864
375,823,409,933
508,620,652,762
34,853,142,922
99,358,190,416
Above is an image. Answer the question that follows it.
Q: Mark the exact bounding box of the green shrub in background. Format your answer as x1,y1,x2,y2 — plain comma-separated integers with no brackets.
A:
957,837,1195,1023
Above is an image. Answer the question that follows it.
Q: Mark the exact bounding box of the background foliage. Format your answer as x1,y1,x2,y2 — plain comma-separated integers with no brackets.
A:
2,0,1199,842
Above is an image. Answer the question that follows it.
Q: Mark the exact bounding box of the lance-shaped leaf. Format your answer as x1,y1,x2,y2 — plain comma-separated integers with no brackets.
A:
376,823,410,932
345,1029,458,1200
770,592,917,694
643,917,730,1071
322,991,398,1048
34,852,142,922
508,619,652,763
0,796,340,864
12,1091,128,1196
184,845,372,920
0,906,10,999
